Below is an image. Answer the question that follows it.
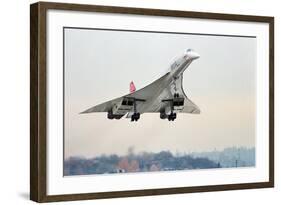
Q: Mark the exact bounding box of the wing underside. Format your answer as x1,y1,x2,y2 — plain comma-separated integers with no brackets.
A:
80,73,169,114
80,97,122,113
176,74,200,114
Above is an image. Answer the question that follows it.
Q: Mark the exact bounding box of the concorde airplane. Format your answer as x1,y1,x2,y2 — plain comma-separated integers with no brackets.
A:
80,49,200,121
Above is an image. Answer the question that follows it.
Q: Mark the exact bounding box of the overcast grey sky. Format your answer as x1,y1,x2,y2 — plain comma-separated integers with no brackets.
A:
64,28,256,158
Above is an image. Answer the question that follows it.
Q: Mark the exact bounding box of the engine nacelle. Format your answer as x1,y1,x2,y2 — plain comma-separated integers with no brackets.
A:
107,98,135,119
173,97,184,112
107,111,123,119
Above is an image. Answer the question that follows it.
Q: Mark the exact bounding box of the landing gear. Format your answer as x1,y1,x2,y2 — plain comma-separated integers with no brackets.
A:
168,113,177,121
168,96,177,121
160,112,167,119
160,108,177,121
131,99,141,122
107,111,114,119
174,93,180,98
131,113,140,121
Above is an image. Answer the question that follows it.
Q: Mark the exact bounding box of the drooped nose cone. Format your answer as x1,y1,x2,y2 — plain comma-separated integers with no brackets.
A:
186,49,200,59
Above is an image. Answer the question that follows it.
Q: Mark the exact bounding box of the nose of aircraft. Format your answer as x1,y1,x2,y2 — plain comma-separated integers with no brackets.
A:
186,49,200,59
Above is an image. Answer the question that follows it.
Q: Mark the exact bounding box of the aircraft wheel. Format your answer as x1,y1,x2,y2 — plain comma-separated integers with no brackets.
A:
168,115,172,121
131,115,135,121
131,113,140,122
168,113,176,121
107,112,114,119
136,113,140,120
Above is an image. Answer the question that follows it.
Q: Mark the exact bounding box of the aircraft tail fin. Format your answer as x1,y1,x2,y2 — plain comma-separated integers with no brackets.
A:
130,81,136,93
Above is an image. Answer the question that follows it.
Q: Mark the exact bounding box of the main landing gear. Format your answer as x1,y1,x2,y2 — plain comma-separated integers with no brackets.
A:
131,99,141,122
160,110,177,121
167,93,180,121
107,110,123,119
168,112,176,121
131,113,140,121
160,92,182,121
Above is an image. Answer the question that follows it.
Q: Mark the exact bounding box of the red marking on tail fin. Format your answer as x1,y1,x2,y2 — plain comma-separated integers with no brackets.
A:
130,81,136,93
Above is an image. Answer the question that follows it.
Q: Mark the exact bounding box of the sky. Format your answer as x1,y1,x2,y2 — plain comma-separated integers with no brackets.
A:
64,28,256,158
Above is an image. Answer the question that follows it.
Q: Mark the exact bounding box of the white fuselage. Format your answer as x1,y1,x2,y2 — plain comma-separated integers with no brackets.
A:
170,49,200,79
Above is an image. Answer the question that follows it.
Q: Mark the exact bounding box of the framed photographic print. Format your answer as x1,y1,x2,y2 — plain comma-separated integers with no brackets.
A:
30,1,274,202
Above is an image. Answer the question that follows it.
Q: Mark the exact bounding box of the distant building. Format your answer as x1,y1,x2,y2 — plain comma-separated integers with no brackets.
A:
150,164,160,172
117,157,140,173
